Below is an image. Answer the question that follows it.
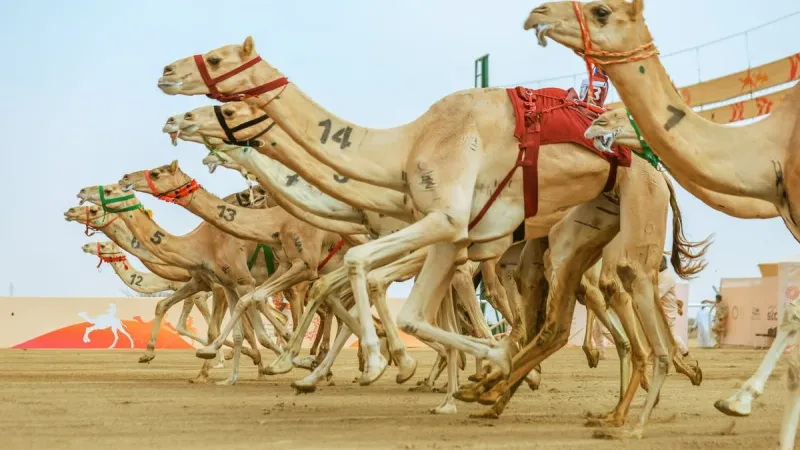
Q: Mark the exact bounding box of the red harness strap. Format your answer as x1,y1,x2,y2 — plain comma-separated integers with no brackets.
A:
145,172,201,206
84,207,119,236
96,243,129,270
469,87,631,230
193,54,289,103
318,239,345,271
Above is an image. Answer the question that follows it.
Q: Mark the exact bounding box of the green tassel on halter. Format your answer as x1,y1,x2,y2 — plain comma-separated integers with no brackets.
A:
625,108,662,170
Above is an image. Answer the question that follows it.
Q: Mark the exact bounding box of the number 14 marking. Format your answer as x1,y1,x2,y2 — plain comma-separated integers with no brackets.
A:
318,119,353,149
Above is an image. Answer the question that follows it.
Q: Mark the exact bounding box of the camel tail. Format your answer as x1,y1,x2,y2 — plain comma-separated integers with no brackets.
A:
664,175,714,280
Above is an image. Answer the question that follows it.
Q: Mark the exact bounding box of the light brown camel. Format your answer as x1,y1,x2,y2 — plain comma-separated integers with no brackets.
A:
76,183,288,385
524,3,798,442
165,107,522,392
156,39,696,429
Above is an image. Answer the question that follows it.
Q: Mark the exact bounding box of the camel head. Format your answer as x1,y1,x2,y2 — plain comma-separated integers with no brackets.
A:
523,0,650,58
583,108,640,152
119,161,192,198
77,184,142,212
81,241,123,257
224,185,269,209
158,36,284,101
163,102,272,149
201,151,259,185
63,204,104,223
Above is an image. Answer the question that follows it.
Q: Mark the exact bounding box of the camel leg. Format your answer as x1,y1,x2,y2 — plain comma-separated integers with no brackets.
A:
285,281,309,333
309,308,325,356
215,288,246,386
176,296,209,346
315,307,333,362
459,197,619,406
291,306,359,393
593,176,673,440
410,354,447,393
780,335,800,450
365,250,427,384
453,265,495,382
198,262,311,358
192,289,228,384
140,278,202,363
430,285,460,415
265,267,357,374
715,303,800,416
481,259,516,328
582,271,601,368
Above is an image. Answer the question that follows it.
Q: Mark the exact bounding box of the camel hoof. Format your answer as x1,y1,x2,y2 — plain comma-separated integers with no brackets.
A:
188,376,209,384
467,373,483,382
409,382,434,393
429,402,457,415
714,399,750,417
691,365,703,386
263,354,295,375
224,349,234,360
215,377,237,386
395,356,418,384
453,387,481,403
325,370,334,382
212,362,225,369
138,353,155,364
359,355,388,386
292,356,317,372
477,390,502,406
291,380,318,394
584,348,600,368
196,347,218,360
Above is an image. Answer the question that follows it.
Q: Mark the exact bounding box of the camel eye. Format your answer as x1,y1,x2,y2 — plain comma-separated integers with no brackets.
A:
592,6,611,23
184,113,194,121
595,119,608,127
223,109,235,118
103,188,111,194
150,171,159,179
207,56,222,66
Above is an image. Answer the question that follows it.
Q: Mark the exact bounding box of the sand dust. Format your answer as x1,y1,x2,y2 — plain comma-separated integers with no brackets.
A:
0,347,787,449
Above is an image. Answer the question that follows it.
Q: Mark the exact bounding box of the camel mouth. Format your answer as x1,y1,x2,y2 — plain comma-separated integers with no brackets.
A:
77,194,87,205
169,130,180,146
206,161,219,174
592,133,616,154
121,183,134,192
533,23,553,47
157,76,186,92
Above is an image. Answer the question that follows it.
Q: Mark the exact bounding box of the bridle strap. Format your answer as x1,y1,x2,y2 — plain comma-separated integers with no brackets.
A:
213,105,275,146
143,171,200,206
570,1,658,103
84,206,119,236
625,108,661,169
98,185,142,226
318,240,345,271
193,54,289,102
96,242,129,270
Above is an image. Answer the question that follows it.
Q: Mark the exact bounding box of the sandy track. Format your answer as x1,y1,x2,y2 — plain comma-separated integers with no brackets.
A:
0,347,788,449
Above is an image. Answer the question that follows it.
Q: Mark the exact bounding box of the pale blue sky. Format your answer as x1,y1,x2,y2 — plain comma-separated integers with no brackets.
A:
0,1,797,303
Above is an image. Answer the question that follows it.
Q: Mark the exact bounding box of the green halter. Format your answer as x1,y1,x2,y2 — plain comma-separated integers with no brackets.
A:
248,243,275,275
97,185,142,224
625,108,662,170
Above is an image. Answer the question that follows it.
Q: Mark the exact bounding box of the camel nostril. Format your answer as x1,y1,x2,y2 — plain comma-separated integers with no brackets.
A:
533,6,549,14
166,117,175,124
163,65,174,75
184,113,194,120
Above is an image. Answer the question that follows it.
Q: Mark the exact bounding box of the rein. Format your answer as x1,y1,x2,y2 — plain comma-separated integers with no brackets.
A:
96,242,129,270
625,108,661,169
213,105,276,146
144,171,200,206
193,54,289,102
318,239,345,271
570,1,658,104
98,185,143,224
84,206,119,237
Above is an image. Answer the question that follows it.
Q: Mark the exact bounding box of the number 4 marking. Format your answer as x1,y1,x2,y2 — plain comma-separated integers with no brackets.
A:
318,119,353,150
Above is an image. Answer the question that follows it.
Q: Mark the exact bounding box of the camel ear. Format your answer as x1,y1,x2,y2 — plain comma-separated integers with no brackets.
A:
242,36,255,57
169,160,179,173
628,0,644,18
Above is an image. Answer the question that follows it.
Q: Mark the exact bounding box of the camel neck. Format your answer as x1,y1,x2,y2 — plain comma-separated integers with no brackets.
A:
117,206,195,268
177,186,282,244
605,56,788,202
245,67,410,191
101,220,162,264
109,260,178,294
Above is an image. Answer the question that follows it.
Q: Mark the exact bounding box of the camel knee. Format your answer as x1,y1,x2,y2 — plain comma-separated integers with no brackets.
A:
366,275,387,299
397,312,422,336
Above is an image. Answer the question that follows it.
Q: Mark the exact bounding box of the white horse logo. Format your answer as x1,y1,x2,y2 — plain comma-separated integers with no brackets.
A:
77,303,134,348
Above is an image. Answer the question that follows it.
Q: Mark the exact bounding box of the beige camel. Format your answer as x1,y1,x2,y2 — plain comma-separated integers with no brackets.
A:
165,107,518,390
64,188,274,365
524,3,799,443
158,39,697,430
76,184,288,385
84,240,183,294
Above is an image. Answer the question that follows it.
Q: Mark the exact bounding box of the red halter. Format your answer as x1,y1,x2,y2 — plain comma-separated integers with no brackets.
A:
84,206,119,237
144,171,201,206
96,242,129,270
570,1,658,103
193,54,289,102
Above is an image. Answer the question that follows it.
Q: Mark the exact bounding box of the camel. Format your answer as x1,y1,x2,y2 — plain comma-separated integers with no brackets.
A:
523,2,799,443
76,183,290,385
83,240,183,294
78,303,134,349
165,107,520,390
64,188,272,366
157,38,702,429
